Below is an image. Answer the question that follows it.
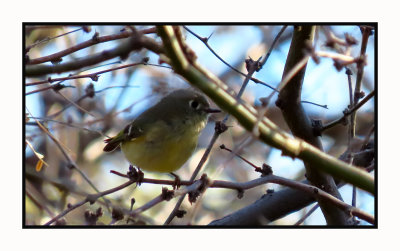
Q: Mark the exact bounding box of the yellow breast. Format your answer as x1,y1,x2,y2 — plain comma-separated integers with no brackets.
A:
121,119,206,173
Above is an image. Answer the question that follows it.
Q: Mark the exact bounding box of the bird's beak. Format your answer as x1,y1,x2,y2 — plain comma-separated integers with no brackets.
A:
203,107,221,113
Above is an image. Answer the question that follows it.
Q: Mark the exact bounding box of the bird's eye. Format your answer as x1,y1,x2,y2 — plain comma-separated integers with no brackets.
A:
189,100,200,109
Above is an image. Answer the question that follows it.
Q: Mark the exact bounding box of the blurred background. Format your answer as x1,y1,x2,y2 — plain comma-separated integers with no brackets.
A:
25,25,375,225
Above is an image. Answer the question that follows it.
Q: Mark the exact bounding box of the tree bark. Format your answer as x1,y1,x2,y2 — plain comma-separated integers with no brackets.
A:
276,25,353,225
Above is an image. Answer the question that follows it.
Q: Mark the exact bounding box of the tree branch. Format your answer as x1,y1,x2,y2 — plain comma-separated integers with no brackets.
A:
25,31,163,77
26,27,156,65
276,25,354,225
156,25,374,195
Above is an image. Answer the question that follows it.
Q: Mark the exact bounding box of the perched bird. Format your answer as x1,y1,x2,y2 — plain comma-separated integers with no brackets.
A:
103,89,220,184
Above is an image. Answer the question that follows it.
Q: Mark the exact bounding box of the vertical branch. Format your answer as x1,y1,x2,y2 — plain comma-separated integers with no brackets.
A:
350,26,373,151
346,68,355,145
349,26,373,207
346,68,357,207
276,25,352,225
354,26,373,104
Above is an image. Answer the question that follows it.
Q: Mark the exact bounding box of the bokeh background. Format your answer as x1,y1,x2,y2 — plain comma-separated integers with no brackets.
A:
25,24,375,225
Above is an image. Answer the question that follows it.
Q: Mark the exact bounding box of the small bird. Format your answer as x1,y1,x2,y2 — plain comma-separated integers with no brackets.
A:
103,89,220,185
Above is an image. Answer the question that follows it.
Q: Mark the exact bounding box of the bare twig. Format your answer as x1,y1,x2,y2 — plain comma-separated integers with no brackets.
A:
26,108,111,211
26,25,83,34
354,26,374,104
130,181,202,219
25,31,163,77
26,27,85,53
322,90,375,132
27,27,157,65
294,203,319,225
26,116,106,137
183,26,278,92
25,185,55,218
260,25,288,67
27,62,145,86
44,198,88,226
315,51,358,64
44,179,135,225
55,91,99,119
26,83,75,95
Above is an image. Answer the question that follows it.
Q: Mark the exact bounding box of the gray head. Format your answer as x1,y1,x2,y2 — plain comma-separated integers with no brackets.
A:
159,89,220,118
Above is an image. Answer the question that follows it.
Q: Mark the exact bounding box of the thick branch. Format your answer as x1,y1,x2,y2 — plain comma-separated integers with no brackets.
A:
276,25,352,225
156,25,374,195
209,147,374,226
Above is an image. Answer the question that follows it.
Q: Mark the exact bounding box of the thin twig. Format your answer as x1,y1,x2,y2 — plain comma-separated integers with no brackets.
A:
183,26,278,92
47,92,93,118
27,26,157,65
252,55,309,137
26,84,75,95
26,25,82,33
26,61,171,86
110,170,195,187
26,107,111,211
44,198,88,226
260,25,288,67
27,62,141,86
55,91,99,119
349,26,373,160
315,51,357,64
294,203,319,225
47,85,139,119
26,27,84,53
130,181,202,219
26,116,106,137
25,31,163,77
322,90,375,132
44,179,135,225
354,26,373,104
345,67,357,206
25,185,55,218
301,100,328,109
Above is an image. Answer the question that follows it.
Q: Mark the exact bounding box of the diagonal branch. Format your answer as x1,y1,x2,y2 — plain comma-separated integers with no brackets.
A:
25,31,163,77
209,147,374,226
26,27,156,65
156,25,374,196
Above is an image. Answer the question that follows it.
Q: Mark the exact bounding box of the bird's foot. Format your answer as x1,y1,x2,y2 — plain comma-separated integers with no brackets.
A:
170,172,181,190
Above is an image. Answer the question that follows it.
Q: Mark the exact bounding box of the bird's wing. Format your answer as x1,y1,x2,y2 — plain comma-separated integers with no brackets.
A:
103,122,145,152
